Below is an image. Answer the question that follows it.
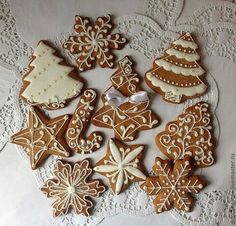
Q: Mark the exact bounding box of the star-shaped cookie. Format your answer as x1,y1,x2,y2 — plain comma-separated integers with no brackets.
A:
41,159,105,217
140,157,206,213
10,107,70,169
94,138,146,194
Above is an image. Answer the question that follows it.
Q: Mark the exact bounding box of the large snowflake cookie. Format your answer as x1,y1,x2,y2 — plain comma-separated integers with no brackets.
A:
41,159,105,217
156,102,215,167
92,56,159,141
63,15,127,71
66,89,103,154
10,107,71,169
20,40,84,110
145,32,207,104
140,157,206,213
94,138,146,195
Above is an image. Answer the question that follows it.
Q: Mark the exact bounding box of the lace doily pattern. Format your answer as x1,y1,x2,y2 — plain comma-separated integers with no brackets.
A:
0,0,32,73
0,0,234,225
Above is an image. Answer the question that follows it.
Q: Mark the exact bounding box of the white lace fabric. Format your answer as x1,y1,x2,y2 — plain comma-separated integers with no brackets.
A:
0,0,236,225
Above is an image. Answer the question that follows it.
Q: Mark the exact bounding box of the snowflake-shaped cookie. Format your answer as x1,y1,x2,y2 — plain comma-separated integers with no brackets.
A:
63,15,127,71
94,138,146,194
41,159,105,217
140,157,206,213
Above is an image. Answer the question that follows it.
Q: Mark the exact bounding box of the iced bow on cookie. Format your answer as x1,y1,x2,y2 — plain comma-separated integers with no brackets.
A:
92,56,159,141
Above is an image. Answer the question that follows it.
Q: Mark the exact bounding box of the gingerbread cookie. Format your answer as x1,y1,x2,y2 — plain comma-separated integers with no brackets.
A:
20,40,84,110
92,87,159,141
156,102,215,167
66,89,103,154
63,15,127,71
110,56,143,96
140,157,206,213
94,138,146,194
92,57,159,141
145,32,207,104
41,159,105,217
10,107,70,169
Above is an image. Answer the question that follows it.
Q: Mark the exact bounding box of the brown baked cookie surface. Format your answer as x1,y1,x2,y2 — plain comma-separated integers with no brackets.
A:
140,157,206,213
156,101,215,167
94,138,146,195
66,89,103,154
10,107,71,169
41,159,105,217
145,32,207,104
92,56,159,142
20,40,84,110
63,15,127,71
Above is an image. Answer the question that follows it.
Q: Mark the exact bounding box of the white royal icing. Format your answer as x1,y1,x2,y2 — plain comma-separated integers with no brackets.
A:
94,139,146,195
146,72,207,97
173,39,198,49
21,41,83,106
155,59,205,76
166,48,200,61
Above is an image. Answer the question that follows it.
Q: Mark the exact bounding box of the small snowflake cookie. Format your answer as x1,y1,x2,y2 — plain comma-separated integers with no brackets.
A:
145,32,207,104
20,40,84,110
41,159,105,217
156,101,215,167
66,89,103,154
10,107,71,169
140,157,206,213
63,15,127,71
94,138,146,194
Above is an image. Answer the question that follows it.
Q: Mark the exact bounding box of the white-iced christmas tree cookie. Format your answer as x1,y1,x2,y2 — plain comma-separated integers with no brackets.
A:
145,32,207,104
20,40,84,110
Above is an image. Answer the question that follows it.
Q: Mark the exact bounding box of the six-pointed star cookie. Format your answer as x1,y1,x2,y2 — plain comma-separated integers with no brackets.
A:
63,14,127,71
41,159,105,217
10,107,71,169
140,157,206,213
94,138,146,194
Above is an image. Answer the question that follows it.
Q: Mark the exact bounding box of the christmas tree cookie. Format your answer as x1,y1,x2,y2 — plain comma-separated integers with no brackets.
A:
145,32,207,104
20,40,84,110
156,102,215,167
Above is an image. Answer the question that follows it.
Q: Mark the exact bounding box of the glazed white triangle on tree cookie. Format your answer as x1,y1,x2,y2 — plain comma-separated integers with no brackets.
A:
20,40,84,110
145,32,207,104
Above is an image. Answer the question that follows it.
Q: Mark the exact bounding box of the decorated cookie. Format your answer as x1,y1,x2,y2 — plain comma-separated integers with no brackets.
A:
41,159,105,217
110,56,143,95
140,157,206,213
156,102,215,167
10,107,71,169
63,15,127,71
94,138,146,195
92,87,159,141
66,89,103,154
92,57,159,141
145,32,207,104
20,40,84,110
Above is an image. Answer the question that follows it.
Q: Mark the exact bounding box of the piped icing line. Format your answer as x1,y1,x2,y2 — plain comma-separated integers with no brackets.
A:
173,38,198,49
166,48,200,61
154,59,205,76
146,72,207,96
